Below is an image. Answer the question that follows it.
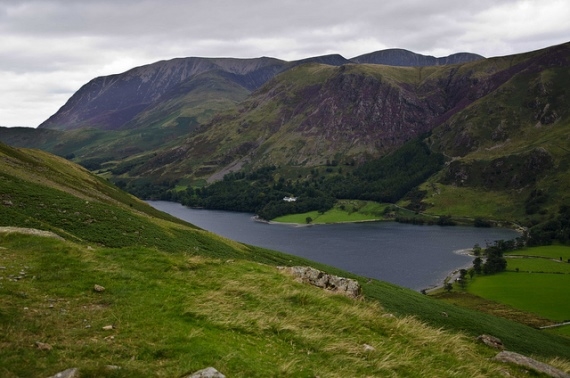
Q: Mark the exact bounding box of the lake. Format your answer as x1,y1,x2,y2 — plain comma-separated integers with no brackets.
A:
148,201,520,291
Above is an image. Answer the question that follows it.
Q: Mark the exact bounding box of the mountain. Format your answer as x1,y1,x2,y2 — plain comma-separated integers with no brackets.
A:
1,141,570,376
2,42,569,228
351,48,484,66
119,43,569,186
38,56,289,131
37,49,480,132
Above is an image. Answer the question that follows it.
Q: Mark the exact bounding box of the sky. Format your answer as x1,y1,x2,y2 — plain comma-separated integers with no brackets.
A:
1,0,569,128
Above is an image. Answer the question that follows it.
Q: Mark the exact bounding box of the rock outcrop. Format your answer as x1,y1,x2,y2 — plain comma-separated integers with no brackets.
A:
281,266,361,298
495,351,570,378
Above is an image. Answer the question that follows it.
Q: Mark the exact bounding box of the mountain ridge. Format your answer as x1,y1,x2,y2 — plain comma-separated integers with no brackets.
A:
38,48,483,131
351,48,484,66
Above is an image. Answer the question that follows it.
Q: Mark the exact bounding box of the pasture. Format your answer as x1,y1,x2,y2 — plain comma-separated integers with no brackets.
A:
468,246,570,323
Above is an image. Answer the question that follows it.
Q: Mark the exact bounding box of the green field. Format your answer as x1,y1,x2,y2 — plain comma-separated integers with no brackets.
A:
273,200,389,224
506,257,570,273
468,272,570,322
272,200,429,224
507,245,570,260
464,246,570,323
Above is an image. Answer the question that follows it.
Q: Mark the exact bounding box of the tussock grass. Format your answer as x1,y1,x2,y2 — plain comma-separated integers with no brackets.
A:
1,233,513,377
183,261,506,377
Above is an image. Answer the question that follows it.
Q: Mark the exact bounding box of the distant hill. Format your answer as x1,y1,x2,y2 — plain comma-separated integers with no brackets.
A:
351,48,484,66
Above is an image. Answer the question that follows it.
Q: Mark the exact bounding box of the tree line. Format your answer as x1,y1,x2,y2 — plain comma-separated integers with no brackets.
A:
158,139,445,220
471,238,525,276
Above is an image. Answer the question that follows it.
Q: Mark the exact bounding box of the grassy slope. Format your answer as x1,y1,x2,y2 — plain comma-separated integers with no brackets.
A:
0,234,507,377
2,143,570,376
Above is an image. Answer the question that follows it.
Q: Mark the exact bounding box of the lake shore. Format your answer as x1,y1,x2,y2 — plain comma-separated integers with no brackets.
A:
424,248,475,293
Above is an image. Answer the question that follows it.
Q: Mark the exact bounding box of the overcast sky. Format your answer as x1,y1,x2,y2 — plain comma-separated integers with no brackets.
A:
1,0,568,127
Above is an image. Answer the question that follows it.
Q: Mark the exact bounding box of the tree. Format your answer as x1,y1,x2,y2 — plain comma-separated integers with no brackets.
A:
482,246,507,274
472,243,482,256
473,257,482,274
444,282,453,292
306,216,313,224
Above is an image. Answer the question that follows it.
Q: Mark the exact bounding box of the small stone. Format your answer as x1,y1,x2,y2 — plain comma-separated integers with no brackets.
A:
102,325,114,330
49,304,54,309
106,365,121,371
104,335,115,341
93,284,105,292
184,367,226,378
35,341,53,351
363,343,376,352
47,367,78,378
477,334,504,350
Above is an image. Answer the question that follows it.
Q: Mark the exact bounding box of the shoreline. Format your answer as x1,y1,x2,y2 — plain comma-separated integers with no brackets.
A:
423,248,475,293
256,216,385,227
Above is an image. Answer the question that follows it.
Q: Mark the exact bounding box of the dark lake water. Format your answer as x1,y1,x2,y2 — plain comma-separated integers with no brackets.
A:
148,201,520,291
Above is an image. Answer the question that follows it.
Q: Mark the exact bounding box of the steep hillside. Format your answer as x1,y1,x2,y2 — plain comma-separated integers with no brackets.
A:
2,144,570,376
419,42,570,224
0,48,487,184
125,43,568,182
38,57,288,131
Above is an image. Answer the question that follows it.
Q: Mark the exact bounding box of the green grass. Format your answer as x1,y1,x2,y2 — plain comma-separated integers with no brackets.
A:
273,200,388,224
508,245,570,260
549,326,570,338
468,272,570,322
506,257,570,273
1,233,515,378
464,245,570,323
420,182,522,221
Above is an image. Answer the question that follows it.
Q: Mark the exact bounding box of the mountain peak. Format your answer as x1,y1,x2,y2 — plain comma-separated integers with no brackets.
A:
350,48,484,66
